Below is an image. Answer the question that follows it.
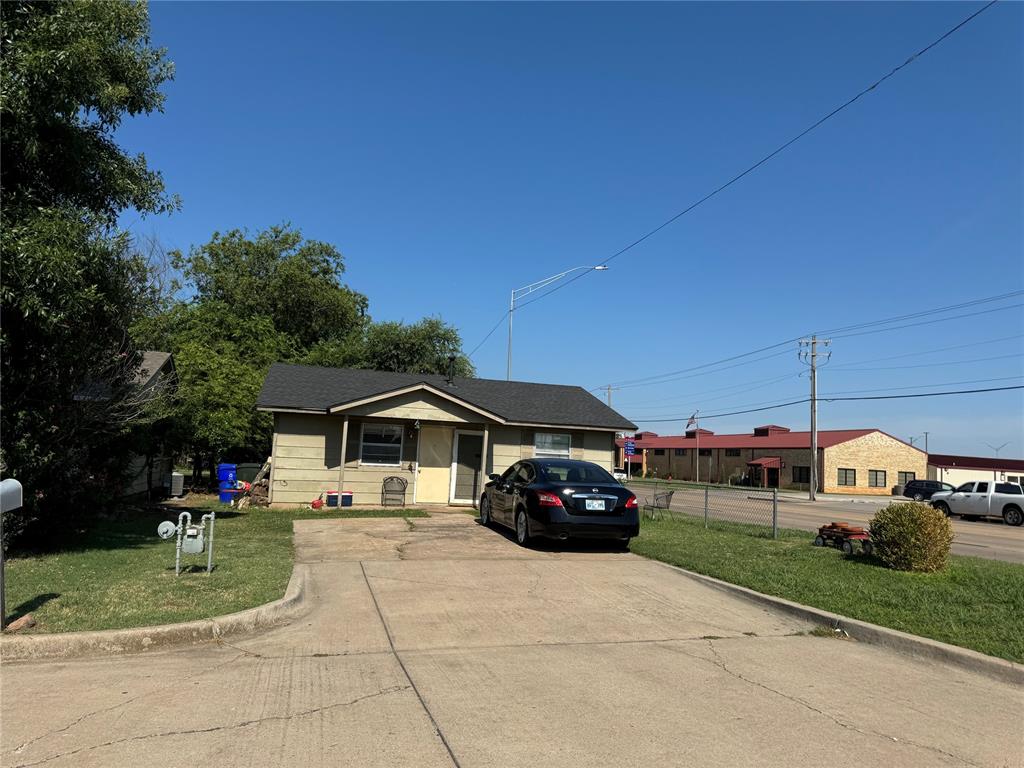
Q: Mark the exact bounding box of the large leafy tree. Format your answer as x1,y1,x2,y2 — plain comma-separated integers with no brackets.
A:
140,226,474,476
1,0,175,541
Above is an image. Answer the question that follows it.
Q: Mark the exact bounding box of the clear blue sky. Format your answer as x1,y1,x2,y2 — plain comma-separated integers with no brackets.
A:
118,1,1023,457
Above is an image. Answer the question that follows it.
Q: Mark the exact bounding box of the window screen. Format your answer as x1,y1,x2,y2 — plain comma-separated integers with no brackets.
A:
361,424,403,465
869,470,886,488
837,468,856,486
535,433,571,458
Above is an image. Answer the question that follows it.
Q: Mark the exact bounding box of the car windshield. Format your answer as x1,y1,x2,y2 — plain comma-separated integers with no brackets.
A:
538,461,616,484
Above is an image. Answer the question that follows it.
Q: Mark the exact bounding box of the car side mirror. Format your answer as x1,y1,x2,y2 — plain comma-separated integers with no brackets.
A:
488,474,500,482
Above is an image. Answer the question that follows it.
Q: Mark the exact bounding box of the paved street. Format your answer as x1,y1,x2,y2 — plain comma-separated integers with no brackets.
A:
630,482,1024,563
2,514,1021,767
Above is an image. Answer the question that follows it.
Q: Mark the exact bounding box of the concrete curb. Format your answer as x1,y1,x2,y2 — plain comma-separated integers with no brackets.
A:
651,560,1023,686
0,564,310,662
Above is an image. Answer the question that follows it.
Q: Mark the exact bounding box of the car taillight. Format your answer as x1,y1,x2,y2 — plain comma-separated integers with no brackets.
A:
537,491,564,507
625,495,638,509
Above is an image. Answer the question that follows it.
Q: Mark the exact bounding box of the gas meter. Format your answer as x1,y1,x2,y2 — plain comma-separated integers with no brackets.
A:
157,510,215,575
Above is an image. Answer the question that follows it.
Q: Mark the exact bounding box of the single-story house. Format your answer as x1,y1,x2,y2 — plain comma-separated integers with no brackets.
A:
927,454,1024,486
256,364,637,507
616,424,927,495
123,351,177,497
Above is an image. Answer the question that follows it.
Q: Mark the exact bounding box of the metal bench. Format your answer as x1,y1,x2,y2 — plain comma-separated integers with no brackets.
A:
642,490,674,520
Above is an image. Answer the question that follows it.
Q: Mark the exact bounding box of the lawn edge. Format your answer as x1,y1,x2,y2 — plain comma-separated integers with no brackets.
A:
647,558,1024,685
0,563,311,662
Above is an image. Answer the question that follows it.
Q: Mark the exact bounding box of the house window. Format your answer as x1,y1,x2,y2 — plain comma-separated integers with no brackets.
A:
674,448,686,456
360,423,403,466
869,470,886,488
1008,475,1021,485
837,468,856,486
654,449,665,456
535,432,571,458
699,448,711,457
898,471,916,486
725,448,741,457
793,466,810,483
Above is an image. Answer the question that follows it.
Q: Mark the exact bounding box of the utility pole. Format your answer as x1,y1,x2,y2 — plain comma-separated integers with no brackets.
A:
602,384,620,407
923,431,929,454
799,336,830,502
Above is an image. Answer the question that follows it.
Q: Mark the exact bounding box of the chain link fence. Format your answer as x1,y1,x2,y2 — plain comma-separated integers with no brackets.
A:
628,479,778,538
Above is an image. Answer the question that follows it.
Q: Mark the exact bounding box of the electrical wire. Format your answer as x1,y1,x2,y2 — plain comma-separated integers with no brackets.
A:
465,2,1000,357
635,383,1023,423
829,353,1022,372
827,333,1024,368
466,311,509,359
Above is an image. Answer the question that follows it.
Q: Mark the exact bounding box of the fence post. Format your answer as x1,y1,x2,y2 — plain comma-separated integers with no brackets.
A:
704,485,709,529
772,487,778,539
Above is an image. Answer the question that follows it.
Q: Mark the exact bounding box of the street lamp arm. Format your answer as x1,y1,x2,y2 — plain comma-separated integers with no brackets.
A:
511,265,606,302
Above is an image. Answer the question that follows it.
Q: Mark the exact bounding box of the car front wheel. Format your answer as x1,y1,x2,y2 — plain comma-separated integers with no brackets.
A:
480,496,491,527
934,502,951,517
1004,506,1023,527
913,493,924,501
515,509,531,547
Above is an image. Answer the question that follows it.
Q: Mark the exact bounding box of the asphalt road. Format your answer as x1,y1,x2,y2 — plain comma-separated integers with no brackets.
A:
2,515,1020,768
630,482,1024,563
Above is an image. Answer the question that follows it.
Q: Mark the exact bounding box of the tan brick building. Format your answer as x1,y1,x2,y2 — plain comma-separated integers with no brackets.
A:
617,424,926,495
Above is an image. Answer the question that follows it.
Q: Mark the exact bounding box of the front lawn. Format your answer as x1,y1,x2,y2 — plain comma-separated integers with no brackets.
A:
3,502,426,633
631,516,1024,663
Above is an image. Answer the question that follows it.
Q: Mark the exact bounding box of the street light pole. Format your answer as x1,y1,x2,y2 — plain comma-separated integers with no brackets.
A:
506,265,608,380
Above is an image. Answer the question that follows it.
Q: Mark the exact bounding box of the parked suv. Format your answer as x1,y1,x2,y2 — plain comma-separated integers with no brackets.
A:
902,479,955,501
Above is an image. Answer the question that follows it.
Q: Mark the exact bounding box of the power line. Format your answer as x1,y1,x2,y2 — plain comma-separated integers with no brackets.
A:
467,311,509,359
617,373,800,410
828,302,1022,340
484,2,1000,320
830,352,1022,372
827,333,1024,368
634,383,1023,423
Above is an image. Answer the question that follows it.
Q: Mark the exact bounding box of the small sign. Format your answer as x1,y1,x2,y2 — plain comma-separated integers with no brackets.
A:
624,440,636,456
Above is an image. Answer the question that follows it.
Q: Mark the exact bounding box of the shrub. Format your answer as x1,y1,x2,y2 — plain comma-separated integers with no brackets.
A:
869,502,954,573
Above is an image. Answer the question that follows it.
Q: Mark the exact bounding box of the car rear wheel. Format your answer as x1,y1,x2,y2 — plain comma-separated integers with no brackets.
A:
515,509,531,547
480,496,491,527
841,540,854,555
1004,506,1023,527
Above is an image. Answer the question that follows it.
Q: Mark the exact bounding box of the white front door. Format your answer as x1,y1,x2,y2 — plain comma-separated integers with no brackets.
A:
417,425,453,503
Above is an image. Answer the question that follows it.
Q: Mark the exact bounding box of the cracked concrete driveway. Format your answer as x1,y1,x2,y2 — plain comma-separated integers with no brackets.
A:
2,514,1021,767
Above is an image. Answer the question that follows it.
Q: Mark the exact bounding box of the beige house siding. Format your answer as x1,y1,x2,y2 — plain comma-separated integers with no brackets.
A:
270,407,620,507
342,390,482,423
822,432,926,495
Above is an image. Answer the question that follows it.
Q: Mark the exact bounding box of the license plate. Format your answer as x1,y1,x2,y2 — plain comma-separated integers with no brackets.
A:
585,499,605,511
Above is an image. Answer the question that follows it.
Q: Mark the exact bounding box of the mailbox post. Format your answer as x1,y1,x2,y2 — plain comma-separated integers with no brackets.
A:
1,479,24,630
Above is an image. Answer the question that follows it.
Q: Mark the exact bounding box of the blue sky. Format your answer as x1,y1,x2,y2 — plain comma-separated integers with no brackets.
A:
118,1,1022,456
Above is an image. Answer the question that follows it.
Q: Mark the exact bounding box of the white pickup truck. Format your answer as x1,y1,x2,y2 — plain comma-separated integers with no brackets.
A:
930,481,1024,526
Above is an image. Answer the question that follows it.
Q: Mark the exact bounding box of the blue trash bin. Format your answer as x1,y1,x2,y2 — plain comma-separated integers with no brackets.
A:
217,463,237,485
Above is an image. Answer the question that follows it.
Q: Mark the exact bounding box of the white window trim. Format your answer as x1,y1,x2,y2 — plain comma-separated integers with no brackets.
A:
359,422,404,467
534,431,571,459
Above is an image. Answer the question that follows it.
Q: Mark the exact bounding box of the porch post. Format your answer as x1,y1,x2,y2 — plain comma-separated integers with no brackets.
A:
478,424,490,509
338,415,349,494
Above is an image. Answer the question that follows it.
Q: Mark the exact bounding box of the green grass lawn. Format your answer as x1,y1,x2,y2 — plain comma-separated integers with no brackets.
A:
4,502,426,633
631,516,1024,663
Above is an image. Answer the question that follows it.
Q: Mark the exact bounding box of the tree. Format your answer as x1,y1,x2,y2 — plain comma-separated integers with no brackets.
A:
140,226,475,475
1,0,175,542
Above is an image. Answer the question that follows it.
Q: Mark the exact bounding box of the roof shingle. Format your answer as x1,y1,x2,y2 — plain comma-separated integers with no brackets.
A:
257,364,637,431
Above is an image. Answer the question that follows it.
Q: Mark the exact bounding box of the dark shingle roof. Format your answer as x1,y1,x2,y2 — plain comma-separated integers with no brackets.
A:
257,364,637,431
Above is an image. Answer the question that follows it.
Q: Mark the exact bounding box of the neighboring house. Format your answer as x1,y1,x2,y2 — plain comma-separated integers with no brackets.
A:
927,454,1024,486
122,352,177,497
256,364,637,507
616,424,926,495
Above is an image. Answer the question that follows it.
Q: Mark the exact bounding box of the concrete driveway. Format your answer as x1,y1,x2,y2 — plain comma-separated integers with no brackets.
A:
2,514,1020,767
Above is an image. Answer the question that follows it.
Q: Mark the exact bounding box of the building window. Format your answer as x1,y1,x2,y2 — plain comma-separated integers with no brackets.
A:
869,470,886,488
535,432,571,458
360,423,403,466
1009,475,1021,485
837,468,856,486
674,448,686,456
725,448,741,457
793,466,810,483
654,449,665,456
898,471,915,486
699,448,711,457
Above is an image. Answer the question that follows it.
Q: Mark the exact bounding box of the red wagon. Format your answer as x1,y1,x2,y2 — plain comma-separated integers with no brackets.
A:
813,521,874,556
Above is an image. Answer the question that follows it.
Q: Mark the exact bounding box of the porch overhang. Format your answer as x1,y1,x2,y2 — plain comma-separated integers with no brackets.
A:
747,456,782,469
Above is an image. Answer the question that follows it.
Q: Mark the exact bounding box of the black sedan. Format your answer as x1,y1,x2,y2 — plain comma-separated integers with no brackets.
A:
479,459,639,547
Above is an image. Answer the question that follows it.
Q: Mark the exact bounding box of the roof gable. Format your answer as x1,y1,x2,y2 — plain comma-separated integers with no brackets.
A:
257,364,637,431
